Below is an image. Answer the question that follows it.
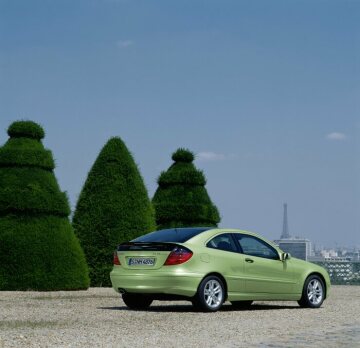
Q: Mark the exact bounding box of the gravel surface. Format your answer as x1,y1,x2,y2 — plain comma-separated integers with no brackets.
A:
0,286,359,347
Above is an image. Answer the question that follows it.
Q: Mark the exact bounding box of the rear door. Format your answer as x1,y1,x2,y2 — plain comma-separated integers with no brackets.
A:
232,233,295,294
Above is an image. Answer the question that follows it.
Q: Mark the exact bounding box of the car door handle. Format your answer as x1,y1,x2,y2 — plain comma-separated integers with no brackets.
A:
245,258,254,263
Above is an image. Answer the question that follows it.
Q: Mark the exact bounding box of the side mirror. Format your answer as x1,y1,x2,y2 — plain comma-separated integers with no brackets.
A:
281,252,291,261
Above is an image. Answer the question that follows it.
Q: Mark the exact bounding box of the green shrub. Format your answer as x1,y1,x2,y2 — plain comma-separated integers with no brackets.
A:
171,148,194,163
0,121,89,290
72,137,156,286
152,148,220,229
7,120,45,140
0,138,54,169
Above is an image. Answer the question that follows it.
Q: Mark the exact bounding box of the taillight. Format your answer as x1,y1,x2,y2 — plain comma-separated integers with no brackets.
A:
113,251,120,265
164,247,193,266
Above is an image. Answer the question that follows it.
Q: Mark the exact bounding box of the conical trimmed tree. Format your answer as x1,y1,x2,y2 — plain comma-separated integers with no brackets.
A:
72,137,156,286
0,120,89,290
152,148,220,229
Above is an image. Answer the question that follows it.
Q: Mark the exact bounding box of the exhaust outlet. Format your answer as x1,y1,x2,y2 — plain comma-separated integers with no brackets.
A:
118,288,126,294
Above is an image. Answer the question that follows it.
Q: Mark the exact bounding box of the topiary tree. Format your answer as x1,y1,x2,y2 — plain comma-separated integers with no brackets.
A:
152,148,220,229
72,137,156,286
0,120,89,290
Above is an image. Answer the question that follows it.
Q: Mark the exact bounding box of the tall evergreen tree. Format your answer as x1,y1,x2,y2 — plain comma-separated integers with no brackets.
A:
152,148,220,229
0,120,89,290
73,137,156,286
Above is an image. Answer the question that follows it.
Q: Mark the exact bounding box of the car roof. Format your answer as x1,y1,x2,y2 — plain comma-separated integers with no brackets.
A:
184,227,280,250
132,227,280,251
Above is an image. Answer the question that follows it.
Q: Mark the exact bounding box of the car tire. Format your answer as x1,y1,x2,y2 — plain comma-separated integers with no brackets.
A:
298,275,325,308
122,293,153,310
231,300,253,309
192,275,225,312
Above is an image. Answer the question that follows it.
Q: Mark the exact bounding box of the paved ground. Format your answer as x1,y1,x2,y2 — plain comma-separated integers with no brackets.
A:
0,286,359,347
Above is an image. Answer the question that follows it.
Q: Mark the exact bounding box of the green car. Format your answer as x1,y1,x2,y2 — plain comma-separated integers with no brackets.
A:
110,227,330,312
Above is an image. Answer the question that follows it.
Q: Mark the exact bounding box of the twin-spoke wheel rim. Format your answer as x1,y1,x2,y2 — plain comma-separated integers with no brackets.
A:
204,279,223,308
307,279,323,305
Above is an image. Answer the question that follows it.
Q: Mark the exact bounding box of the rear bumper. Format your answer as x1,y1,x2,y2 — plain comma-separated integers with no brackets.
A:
110,268,202,298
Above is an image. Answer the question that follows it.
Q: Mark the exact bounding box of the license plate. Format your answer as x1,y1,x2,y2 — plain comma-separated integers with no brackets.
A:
128,257,155,266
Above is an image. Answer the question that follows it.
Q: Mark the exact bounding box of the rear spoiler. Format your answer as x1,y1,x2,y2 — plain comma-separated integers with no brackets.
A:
117,242,179,252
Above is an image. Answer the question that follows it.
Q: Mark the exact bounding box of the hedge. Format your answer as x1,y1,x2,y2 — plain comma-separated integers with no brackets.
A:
152,148,220,229
0,120,89,290
72,137,156,286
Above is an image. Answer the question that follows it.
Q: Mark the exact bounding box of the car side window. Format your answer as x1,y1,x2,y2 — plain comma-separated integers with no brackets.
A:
235,234,279,260
206,233,237,253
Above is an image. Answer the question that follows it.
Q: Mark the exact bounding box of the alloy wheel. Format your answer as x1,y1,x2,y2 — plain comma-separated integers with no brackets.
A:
307,279,323,305
203,279,223,309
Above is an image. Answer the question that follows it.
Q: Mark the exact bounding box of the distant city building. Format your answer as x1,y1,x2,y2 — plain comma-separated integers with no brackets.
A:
272,203,360,284
320,249,338,259
275,238,312,261
309,247,360,262
310,247,360,284
274,203,311,260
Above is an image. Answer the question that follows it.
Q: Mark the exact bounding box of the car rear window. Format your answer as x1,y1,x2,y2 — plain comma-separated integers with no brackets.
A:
131,227,211,243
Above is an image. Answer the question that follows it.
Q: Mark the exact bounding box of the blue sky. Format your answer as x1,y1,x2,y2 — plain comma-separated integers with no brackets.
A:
1,0,359,247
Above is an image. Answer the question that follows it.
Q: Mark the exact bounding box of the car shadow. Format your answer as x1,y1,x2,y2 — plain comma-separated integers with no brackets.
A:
98,303,299,313
226,303,299,311
98,305,192,313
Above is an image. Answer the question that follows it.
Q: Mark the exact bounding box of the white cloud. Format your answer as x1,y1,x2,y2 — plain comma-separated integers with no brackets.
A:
326,132,347,141
197,152,228,162
116,40,134,48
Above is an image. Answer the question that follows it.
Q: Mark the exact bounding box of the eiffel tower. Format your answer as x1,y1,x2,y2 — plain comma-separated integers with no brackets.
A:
281,203,290,239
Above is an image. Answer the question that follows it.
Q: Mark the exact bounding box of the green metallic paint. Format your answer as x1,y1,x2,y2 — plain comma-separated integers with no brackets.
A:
110,228,330,302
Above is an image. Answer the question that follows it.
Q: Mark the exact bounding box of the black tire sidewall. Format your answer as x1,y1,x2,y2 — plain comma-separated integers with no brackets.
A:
301,275,325,308
195,275,225,312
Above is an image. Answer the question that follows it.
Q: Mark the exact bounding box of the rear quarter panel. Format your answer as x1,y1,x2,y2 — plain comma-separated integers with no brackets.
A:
185,231,247,296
